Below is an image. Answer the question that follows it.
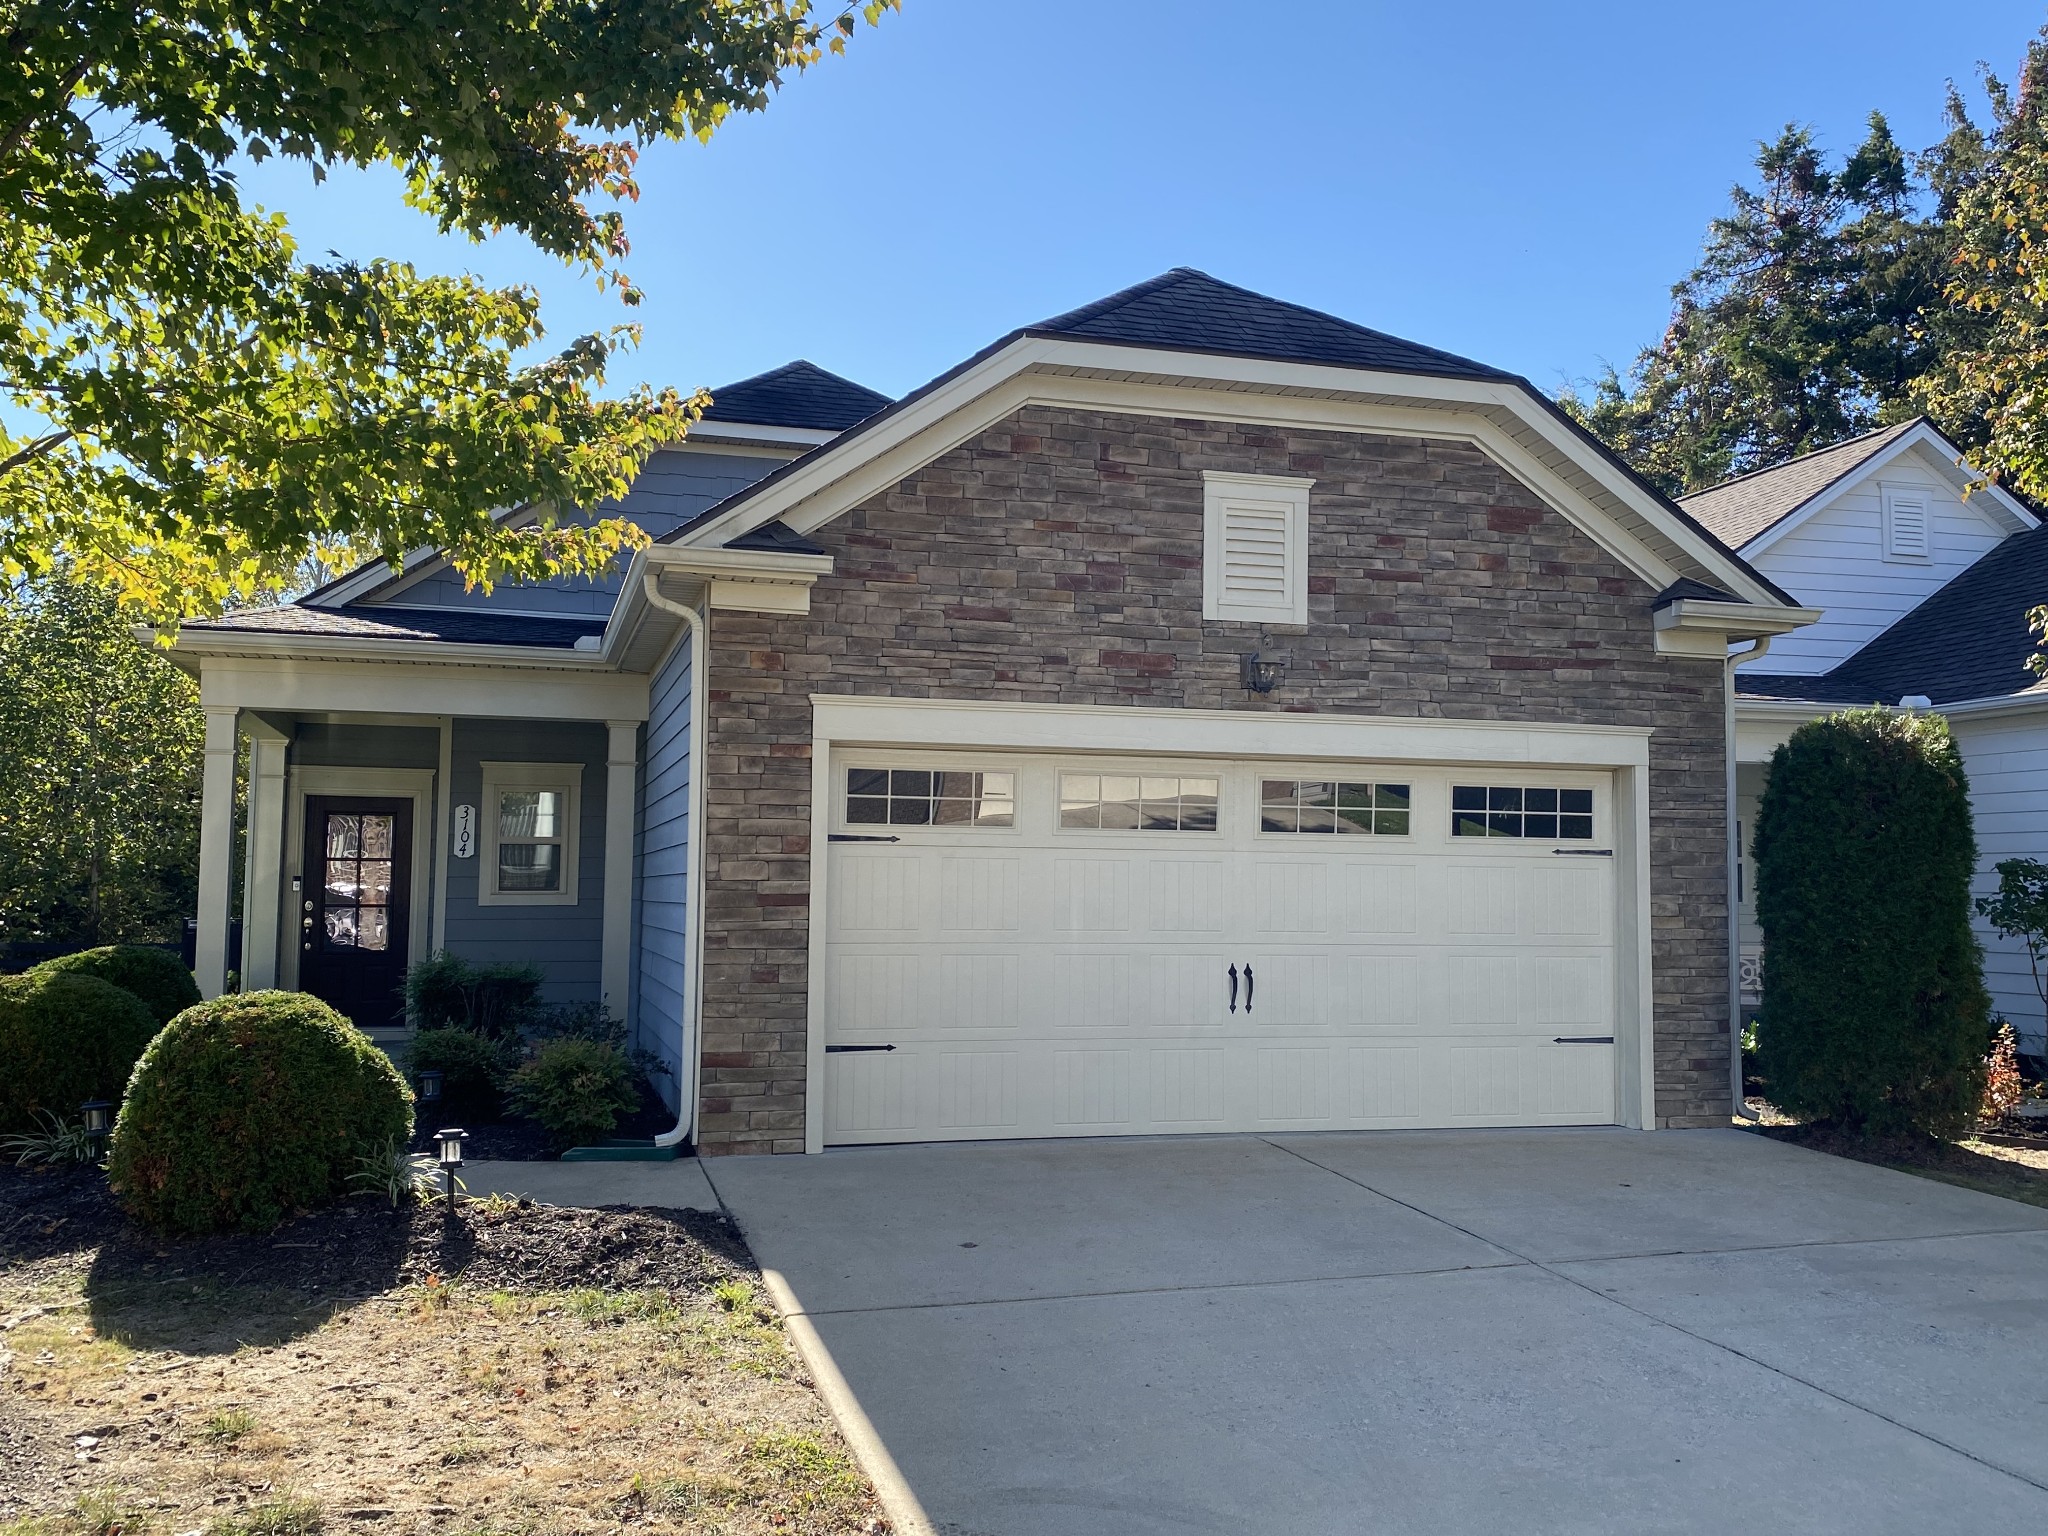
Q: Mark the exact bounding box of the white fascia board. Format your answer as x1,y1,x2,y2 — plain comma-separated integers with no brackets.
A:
685,421,838,450
165,626,624,671
810,693,1653,769
1739,423,2037,560
676,336,1790,611
1654,597,1822,639
196,653,650,721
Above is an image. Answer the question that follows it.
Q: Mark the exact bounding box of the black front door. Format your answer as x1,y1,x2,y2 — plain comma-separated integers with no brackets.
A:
299,796,413,1030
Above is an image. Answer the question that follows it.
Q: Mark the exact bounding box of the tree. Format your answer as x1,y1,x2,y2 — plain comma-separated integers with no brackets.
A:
0,2,895,622
1975,857,2048,1048
1752,709,1990,1139
0,573,203,947
1565,117,1948,494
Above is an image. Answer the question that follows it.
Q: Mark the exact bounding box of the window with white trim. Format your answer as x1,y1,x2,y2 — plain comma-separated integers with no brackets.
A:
1059,774,1219,832
1203,471,1313,624
479,762,582,905
1881,482,1931,562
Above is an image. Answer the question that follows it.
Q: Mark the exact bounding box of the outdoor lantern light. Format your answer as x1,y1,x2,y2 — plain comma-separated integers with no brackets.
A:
434,1127,468,1203
416,1069,445,1107
79,1100,112,1159
1239,653,1287,694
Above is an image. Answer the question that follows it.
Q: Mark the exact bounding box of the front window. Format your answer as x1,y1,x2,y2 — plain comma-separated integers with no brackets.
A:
1059,773,1219,832
1451,786,1593,840
478,763,582,905
496,788,567,892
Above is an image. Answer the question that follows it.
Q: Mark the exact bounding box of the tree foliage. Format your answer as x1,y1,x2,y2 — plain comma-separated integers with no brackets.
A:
1752,709,1990,1139
1975,856,2048,1044
0,573,202,947
0,1,895,620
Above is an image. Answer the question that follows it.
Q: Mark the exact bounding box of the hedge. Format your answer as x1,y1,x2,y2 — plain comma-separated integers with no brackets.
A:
0,971,159,1132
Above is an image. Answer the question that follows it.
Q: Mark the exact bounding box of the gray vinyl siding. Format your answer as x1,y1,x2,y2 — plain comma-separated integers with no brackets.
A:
372,449,785,617
442,718,609,1005
292,723,439,770
634,634,693,1102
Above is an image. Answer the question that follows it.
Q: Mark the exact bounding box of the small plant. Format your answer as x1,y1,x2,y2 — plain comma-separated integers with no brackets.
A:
506,1038,638,1153
1984,1018,2025,1121
348,1137,447,1206
403,952,544,1040
711,1278,755,1314
206,1493,323,1536
201,1406,258,1445
1,1108,96,1166
403,1027,516,1120
1978,857,2048,1047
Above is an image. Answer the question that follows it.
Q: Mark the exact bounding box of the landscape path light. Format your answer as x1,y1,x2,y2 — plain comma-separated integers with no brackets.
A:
416,1069,445,1110
434,1127,468,1204
79,1100,112,1161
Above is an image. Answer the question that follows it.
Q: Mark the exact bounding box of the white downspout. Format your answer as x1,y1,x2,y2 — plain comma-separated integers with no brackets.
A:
641,569,709,1150
1727,636,1771,1122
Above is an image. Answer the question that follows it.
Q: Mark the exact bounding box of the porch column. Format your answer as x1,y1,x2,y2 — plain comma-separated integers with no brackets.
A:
193,705,240,998
599,719,639,1023
239,720,289,990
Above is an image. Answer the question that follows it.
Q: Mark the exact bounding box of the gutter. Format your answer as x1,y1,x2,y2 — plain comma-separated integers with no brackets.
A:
638,569,710,1151
1727,637,1771,1122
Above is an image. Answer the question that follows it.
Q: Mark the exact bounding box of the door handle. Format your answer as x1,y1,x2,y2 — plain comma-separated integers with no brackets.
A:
1227,964,1238,1014
1551,1036,1615,1045
1244,963,1254,1015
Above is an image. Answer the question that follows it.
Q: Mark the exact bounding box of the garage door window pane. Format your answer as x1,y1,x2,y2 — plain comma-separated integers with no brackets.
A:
1453,785,1595,840
1262,779,1409,836
1062,773,1218,831
847,768,1013,828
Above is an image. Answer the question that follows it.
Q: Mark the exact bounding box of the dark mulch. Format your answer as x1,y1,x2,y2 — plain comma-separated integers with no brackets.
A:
1,1161,754,1348
416,1075,678,1162
1750,1118,2048,1211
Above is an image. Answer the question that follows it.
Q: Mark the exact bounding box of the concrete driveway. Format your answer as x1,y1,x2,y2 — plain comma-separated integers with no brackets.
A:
704,1129,2048,1536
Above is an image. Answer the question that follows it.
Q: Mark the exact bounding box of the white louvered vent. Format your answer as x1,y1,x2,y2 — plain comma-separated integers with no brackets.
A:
1882,483,1931,561
1204,472,1313,624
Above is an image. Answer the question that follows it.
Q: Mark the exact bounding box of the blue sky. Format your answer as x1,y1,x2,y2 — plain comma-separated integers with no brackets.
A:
237,1,2047,406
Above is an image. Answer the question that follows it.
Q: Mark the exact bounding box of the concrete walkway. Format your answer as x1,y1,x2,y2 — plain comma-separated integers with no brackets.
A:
706,1128,2048,1536
462,1157,720,1211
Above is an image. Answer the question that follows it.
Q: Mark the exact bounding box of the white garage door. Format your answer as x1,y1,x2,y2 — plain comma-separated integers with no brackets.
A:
821,751,1618,1145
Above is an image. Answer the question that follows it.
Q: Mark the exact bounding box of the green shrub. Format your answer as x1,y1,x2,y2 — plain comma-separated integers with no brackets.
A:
403,951,543,1039
31,943,201,1026
404,1026,516,1121
507,1038,638,1153
107,990,413,1233
0,971,158,1132
1753,708,1990,1138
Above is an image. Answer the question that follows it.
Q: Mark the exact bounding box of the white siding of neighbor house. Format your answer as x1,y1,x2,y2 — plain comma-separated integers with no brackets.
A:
633,633,693,1107
1739,447,2015,676
364,447,789,617
1952,712,2048,1057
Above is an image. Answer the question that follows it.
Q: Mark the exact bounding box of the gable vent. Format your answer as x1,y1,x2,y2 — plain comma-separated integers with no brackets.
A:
1204,472,1313,624
1881,483,1930,562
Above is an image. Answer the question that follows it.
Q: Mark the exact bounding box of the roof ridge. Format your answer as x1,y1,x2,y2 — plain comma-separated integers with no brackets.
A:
1679,416,1926,503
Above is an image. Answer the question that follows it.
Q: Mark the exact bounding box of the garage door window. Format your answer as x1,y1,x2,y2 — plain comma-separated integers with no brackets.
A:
1451,785,1593,840
846,768,1015,828
1060,774,1219,832
1260,780,1410,835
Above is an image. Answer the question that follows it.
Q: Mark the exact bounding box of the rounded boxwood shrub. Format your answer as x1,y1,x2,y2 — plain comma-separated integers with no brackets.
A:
507,1038,638,1153
31,944,202,1027
108,991,413,1234
0,971,159,1132
1753,707,1990,1138
404,1027,516,1122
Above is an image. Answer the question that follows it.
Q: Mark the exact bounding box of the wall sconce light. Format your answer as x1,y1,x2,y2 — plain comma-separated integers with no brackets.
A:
79,1100,113,1161
434,1127,468,1204
1240,654,1287,694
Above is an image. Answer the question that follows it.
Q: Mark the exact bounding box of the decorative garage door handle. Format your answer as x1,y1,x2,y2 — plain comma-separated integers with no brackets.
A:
829,833,901,843
1551,1036,1615,1045
1243,963,1254,1014
1227,964,1238,1014
1552,849,1613,857
826,1044,897,1053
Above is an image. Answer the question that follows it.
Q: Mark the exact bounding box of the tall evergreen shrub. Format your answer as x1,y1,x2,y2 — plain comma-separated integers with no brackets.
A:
1752,708,1989,1137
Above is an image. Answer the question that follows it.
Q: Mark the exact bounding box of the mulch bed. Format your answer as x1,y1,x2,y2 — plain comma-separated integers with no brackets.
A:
0,1162,754,1305
417,1076,678,1162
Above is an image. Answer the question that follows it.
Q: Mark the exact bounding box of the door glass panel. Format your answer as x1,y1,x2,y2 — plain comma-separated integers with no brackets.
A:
356,860,392,901
326,815,360,859
321,812,397,950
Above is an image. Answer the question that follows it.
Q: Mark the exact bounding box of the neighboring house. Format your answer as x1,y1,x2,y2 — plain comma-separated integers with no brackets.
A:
162,269,1814,1154
1678,419,2048,1056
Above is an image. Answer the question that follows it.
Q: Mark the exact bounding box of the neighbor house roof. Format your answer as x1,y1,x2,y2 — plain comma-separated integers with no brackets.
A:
180,604,605,649
1740,519,2048,706
698,360,893,432
1678,418,1923,549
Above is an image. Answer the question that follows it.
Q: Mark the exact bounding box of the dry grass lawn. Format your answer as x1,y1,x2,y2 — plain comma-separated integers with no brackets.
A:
0,1177,885,1536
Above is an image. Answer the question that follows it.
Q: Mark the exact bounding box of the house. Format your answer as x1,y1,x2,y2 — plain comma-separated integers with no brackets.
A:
161,269,1816,1153
1678,419,2048,1057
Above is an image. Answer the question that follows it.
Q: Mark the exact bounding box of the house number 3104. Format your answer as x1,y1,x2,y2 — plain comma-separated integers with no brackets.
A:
452,804,477,859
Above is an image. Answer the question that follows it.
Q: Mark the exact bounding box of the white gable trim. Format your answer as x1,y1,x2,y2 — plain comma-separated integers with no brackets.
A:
1738,423,2036,559
672,336,1793,611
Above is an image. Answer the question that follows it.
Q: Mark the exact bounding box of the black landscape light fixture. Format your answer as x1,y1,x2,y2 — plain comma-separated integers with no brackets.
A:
434,1127,468,1203
79,1100,113,1160
1239,653,1287,694
416,1069,445,1109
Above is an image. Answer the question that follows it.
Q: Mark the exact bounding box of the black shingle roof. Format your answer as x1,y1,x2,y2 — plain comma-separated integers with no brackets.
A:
1739,522,2048,706
698,360,892,432
183,605,605,649
1029,268,1511,381
1678,419,1923,550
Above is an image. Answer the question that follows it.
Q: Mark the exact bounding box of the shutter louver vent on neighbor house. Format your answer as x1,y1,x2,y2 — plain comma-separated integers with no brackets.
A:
1881,482,1931,561
1203,471,1314,625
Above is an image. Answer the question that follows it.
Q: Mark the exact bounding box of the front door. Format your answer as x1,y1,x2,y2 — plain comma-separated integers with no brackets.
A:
299,796,413,1030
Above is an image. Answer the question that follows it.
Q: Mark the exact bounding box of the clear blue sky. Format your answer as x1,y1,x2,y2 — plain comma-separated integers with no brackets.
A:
237,1,2048,405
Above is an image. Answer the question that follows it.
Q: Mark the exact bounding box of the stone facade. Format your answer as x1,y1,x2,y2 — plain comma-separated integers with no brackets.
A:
694,405,1732,1153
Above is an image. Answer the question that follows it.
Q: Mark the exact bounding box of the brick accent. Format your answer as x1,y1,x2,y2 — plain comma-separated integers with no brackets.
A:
694,406,1731,1153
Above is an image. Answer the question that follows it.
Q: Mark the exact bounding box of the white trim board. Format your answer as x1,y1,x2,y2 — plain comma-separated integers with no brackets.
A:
280,766,437,995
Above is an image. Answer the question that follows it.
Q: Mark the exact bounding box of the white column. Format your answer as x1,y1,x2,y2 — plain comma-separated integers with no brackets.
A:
238,723,289,990
599,719,639,1023
193,705,240,998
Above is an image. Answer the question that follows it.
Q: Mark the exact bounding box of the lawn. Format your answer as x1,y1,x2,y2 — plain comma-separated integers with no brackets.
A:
0,1167,886,1536
1742,1102,2048,1211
